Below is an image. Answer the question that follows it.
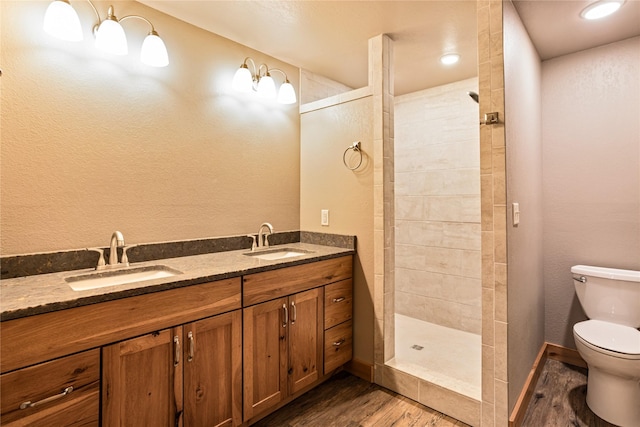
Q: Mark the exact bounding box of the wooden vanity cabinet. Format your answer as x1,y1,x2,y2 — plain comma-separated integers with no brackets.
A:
242,255,353,423
102,310,242,427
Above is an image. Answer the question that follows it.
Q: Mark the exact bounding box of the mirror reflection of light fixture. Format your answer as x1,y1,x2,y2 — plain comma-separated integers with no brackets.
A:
232,57,297,104
42,0,169,67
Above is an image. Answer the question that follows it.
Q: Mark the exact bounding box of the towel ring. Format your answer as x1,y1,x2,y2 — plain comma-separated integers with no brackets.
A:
343,141,363,170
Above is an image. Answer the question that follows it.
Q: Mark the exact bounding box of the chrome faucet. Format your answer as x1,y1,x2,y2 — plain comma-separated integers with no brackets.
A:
257,223,274,248
109,231,125,266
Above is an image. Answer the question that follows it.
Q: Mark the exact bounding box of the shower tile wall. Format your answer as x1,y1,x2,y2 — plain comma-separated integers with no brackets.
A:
395,78,481,334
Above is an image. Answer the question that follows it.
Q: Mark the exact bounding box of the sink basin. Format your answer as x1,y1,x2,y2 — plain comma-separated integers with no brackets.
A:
66,265,182,291
244,248,313,261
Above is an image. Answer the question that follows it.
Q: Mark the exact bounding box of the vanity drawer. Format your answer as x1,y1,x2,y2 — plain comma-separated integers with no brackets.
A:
324,279,353,330
0,348,100,426
324,320,353,373
243,255,352,306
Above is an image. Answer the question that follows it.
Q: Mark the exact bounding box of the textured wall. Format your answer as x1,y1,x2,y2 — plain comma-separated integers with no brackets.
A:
0,1,300,255
503,0,545,414
542,36,640,348
394,78,481,334
300,95,374,364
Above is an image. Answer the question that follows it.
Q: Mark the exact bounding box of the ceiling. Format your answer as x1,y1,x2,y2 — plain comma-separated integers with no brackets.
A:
138,0,640,96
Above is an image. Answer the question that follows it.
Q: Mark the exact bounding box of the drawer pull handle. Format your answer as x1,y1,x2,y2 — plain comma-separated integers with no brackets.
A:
332,297,346,303
333,338,346,347
187,331,194,362
291,301,297,325
174,336,180,367
20,386,74,409
282,304,288,328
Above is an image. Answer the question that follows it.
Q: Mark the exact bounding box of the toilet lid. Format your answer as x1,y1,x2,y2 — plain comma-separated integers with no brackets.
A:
574,320,640,355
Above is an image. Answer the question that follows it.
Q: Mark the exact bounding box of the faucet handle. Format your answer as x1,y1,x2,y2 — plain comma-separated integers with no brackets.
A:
247,235,257,252
87,248,106,270
121,245,137,266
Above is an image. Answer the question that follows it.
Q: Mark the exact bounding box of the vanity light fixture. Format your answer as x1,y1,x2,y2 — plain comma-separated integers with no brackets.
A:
580,0,625,20
440,53,460,65
43,0,169,67
232,57,297,104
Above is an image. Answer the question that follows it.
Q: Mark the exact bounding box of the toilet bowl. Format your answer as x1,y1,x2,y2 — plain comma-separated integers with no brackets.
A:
571,265,640,427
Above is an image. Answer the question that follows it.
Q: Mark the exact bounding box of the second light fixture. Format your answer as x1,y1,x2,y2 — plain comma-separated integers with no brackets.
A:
232,57,297,104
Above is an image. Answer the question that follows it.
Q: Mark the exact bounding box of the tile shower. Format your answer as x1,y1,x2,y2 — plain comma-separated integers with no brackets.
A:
389,77,482,400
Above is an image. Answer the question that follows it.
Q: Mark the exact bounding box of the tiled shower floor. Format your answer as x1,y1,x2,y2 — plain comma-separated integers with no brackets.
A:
386,314,481,400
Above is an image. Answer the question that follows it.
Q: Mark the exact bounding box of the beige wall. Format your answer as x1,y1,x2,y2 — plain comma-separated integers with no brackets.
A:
503,0,545,413
0,1,300,255
300,94,375,364
394,78,481,335
542,36,640,348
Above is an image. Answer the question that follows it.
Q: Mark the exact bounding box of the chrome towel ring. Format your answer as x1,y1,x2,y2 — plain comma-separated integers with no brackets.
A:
343,141,363,170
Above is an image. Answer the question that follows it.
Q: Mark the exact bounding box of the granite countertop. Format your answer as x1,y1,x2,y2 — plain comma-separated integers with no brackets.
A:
1,243,354,322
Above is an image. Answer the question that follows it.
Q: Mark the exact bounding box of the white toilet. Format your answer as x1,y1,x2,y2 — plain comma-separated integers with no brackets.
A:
572,265,640,427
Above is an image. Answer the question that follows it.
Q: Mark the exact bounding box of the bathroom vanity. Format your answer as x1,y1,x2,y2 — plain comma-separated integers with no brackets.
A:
0,244,353,426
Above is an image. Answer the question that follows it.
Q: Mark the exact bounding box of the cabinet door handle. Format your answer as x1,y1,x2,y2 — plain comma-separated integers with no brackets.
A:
187,331,194,362
332,297,346,303
290,301,297,325
20,386,74,409
174,336,180,367
333,338,346,347
282,304,288,328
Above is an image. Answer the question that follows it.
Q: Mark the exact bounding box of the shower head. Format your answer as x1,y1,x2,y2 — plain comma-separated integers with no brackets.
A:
468,91,479,103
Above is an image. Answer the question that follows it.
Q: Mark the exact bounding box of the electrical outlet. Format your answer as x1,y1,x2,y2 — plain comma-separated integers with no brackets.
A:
321,209,329,226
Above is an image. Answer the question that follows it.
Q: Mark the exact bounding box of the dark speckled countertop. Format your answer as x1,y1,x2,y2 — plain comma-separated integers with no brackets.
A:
1,243,354,322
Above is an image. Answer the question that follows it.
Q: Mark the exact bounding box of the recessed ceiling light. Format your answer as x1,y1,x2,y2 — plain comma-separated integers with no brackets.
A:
440,53,460,65
580,0,625,20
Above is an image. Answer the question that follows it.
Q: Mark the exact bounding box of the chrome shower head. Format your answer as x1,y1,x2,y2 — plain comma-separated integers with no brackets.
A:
468,91,479,103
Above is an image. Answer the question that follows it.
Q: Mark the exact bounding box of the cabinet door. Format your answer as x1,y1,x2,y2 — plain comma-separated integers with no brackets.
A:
102,327,184,427
288,288,323,394
243,297,288,421
183,311,242,427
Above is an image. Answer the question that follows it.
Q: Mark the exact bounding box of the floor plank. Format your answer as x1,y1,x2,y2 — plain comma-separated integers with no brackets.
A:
252,371,468,427
521,359,617,427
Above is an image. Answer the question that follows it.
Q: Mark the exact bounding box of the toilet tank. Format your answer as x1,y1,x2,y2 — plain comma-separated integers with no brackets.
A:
572,265,640,328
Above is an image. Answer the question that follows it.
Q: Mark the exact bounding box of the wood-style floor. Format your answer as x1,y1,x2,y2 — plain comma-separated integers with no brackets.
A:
252,371,468,427
522,359,616,427
253,359,617,427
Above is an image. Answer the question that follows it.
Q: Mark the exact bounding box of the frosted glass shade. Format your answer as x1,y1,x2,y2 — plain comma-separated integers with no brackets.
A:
95,18,127,55
232,66,253,93
257,75,276,99
141,32,169,67
43,0,83,42
277,81,297,104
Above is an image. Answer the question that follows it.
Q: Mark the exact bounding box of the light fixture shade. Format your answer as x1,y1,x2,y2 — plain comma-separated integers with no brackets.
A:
277,81,297,104
581,0,624,20
95,18,128,55
257,74,276,99
141,32,169,67
232,66,254,93
43,0,83,42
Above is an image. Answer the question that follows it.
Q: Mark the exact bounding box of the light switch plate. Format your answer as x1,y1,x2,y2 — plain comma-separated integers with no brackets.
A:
321,209,329,226
512,202,520,226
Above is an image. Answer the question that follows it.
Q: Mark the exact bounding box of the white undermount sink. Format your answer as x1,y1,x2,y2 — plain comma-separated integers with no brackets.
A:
244,248,313,261
65,265,183,291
